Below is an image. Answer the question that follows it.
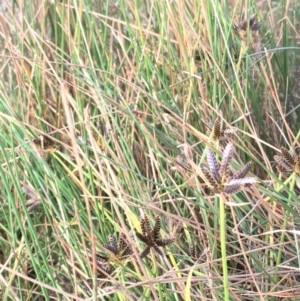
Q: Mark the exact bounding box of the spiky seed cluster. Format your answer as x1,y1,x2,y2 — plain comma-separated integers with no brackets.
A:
189,243,210,261
173,148,194,173
22,186,42,212
96,253,114,277
99,119,109,140
32,135,55,149
80,279,103,297
174,154,192,173
210,117,238,142
91,119,109,151
136,215,175,258
212,117,221,141
274,147,300,176
32,135,56,162
27,200,41,212
102,233,133,260
234,13,261,34
90,235,132,276
199,143,256,195
79,235,131,296
189,242,200,260
88,252,113,278
78,119,109,150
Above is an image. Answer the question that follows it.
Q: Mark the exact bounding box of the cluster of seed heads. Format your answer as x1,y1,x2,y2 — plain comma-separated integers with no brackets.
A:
136,215,175,259
234,13,261,32
210,116,238,142
22,186,42,212
76,217,175,295
172,118,256,195
102,233,133,259
173,148,194,173
87,233,133,279
194,12,261,64
189,243,210,261
88,252,114,278
274,147,300,177
32,135,56,162
78,119,109,151
173,117,239,174
200,142,256,195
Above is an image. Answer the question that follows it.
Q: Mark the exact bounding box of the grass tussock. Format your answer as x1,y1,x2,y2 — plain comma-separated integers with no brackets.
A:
0,0,300,300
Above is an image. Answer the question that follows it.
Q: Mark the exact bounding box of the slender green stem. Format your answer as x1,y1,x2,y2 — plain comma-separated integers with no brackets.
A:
220,193,229,301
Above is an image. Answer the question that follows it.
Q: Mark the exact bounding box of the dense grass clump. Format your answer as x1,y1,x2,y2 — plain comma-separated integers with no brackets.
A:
0,0,299,300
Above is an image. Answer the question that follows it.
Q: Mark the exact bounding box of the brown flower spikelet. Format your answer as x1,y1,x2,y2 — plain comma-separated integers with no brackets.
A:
136,215,175,258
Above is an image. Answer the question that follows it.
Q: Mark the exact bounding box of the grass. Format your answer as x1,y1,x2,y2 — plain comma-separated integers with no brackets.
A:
0,0,300,300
